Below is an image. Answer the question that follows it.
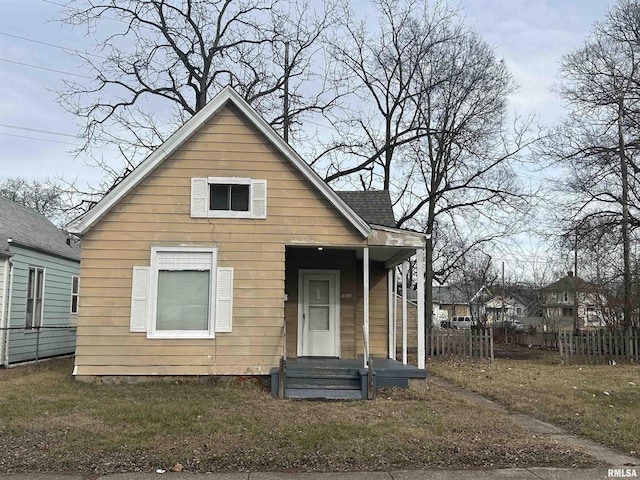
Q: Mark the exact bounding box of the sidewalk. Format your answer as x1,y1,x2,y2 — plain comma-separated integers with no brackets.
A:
0,468,633,479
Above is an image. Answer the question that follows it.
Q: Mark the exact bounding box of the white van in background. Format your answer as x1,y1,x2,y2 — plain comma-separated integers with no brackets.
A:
451,316,475,329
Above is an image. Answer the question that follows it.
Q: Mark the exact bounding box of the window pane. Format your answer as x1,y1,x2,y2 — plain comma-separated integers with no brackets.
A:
156,270,209,331
309,280,330,305
230,184,250,211
309,306,330,330
210,184,230,210
27,268,34,298
72,276,79,294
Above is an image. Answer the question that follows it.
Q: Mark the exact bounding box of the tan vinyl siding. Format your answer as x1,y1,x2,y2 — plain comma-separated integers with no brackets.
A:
75,105,367,377
356,262,389,357
395,297,418,357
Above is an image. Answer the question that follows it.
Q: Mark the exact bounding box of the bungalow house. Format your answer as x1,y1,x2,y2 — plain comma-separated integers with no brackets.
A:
67,87,427,399
0,198,80,366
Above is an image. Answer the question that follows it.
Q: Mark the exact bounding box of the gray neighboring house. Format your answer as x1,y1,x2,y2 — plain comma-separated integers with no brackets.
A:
0,198,80,366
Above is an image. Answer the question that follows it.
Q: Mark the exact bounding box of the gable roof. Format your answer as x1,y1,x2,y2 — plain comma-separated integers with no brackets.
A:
0,197,80,261
336,191,396,228
541,274,600,293
67,87,370,237
432,285,470,305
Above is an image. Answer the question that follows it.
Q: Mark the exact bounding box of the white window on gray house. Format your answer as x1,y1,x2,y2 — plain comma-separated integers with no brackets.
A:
26,266,45,329
70,275,79,314
563,291,569,302
129,246,233,339
190,177,267,219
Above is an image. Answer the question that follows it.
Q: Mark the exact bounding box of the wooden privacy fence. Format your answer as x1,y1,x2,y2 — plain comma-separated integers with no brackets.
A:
427,329,494,362
559,328,640,365
514,332,558,349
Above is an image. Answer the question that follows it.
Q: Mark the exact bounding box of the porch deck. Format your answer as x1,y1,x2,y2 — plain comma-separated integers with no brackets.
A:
270,356,427,400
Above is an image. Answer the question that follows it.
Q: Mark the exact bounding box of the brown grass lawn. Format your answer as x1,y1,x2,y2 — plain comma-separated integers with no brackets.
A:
427,344,640,460
0,357,599,474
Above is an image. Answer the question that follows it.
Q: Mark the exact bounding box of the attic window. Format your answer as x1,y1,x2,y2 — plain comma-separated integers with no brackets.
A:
191,177,266,219
210,183,250,212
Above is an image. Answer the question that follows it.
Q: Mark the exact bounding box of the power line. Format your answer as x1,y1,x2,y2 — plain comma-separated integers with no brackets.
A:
0,123,79,139
0,132,120,152
0,31,108,60
0,132,81,147
0,58,93,79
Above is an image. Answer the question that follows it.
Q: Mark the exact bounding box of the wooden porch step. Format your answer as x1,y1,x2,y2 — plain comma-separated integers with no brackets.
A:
270,365,365,399
284,388,363,400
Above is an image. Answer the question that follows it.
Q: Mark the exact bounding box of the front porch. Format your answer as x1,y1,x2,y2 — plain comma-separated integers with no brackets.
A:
270,356,427,400
276,223,428,400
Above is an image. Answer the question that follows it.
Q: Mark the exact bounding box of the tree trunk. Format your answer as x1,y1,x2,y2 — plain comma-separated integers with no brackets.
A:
618,97,632,328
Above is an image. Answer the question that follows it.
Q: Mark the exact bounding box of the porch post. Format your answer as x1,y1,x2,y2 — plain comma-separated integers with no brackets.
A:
388,268,394,359
416,247,426,369
363,246,370,369
402,260,408,365
393,267,398,360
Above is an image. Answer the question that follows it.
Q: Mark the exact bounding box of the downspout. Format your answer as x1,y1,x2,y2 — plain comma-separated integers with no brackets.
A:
2,258,14,367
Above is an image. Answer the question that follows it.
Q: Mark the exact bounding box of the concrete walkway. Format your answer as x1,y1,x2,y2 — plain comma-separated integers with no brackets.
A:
1,377,637,480
429,376,639,468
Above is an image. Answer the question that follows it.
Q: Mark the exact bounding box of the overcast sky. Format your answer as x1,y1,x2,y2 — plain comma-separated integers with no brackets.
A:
0,0,613,188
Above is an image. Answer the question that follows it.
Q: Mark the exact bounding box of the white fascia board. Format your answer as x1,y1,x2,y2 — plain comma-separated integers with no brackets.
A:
369,224,429,248
68,86,370,237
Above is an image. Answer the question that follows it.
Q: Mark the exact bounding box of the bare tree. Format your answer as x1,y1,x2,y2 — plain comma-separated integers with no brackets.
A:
549,0,640,327
447,252,497,326
0,177,78,226
57,0,343,183
321,0,538,337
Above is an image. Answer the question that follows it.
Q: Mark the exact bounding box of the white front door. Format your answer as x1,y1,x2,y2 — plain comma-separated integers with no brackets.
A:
298,270,340,357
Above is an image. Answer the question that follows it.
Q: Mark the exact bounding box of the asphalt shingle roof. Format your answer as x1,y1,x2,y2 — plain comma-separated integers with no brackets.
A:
336,190,397,228
0,197,80,261
432,285,470,305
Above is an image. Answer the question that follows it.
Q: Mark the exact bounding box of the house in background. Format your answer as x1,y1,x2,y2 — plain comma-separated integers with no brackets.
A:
540,272,606,330
432,285,471,319
67,87,427,399
0,198,80,366
484,293,530,322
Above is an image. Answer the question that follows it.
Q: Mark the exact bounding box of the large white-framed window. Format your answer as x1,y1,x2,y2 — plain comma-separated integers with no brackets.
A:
129,246,234,339
190,177,267,219
70,275,79,315
25,266,45,329
148,246,217,339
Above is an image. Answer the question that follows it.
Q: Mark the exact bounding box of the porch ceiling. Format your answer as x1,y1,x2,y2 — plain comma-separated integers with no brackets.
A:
286,245,417,267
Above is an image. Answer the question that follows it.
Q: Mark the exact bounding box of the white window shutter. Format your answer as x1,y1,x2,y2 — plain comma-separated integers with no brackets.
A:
215,267,233,333
130,266,149,332
250,179,267,219
190,178,208,218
